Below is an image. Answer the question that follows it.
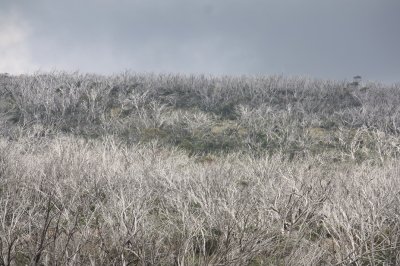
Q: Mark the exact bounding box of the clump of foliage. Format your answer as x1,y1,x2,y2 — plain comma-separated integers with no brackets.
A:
0,72,400,265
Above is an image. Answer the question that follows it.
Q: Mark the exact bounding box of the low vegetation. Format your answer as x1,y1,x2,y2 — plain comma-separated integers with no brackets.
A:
0,72,399,265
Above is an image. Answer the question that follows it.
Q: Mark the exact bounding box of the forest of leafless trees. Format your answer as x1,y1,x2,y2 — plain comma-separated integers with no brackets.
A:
0,72,399,265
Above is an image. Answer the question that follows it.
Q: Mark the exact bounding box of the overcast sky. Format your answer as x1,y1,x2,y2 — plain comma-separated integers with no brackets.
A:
1,0,399,82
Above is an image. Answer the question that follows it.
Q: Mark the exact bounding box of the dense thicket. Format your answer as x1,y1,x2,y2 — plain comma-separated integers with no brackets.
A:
0,72,399,265
1,72,399,159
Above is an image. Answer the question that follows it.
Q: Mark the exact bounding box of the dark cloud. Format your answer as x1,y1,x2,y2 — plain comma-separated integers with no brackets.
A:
1,0,399,82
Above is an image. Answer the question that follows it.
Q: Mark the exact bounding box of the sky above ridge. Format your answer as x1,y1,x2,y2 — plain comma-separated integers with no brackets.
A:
0,0,399,82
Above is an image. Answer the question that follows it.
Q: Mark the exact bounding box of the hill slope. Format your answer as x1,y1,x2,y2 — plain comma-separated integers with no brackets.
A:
0,72,399,265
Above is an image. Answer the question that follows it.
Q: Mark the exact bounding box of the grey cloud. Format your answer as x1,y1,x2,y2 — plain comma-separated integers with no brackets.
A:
0,0,399,81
